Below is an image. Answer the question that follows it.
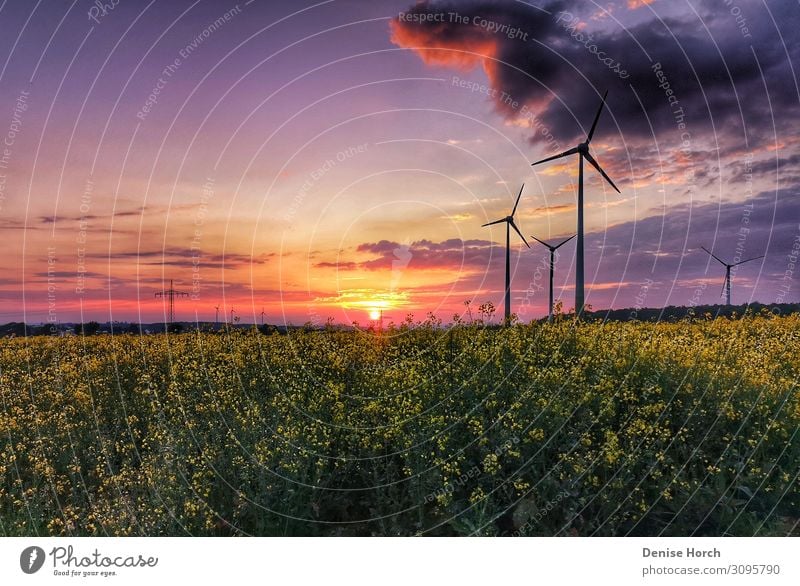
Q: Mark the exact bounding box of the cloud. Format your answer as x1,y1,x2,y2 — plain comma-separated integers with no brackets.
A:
323,184,799,311
391,0,800,160
84,248,275,269
323,238,501,273
356,240,401,255
579,185,800,307
0,218,36,230
37,207,145,225
627,0,654,9
730,153,800,183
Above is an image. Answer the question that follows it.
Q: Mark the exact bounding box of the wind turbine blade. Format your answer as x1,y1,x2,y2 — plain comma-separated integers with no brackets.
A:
734,254,765,266
531,146,579,166
583,151,620,193
509,219,530,248
586,90,609,143
482,218,506,227
553,234,577,249
529,234,551,249
511,184,524,217
720,276,727,298
701,246,727,266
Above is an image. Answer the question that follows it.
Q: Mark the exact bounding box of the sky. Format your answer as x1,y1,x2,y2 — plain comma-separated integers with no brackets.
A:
0,0,798,325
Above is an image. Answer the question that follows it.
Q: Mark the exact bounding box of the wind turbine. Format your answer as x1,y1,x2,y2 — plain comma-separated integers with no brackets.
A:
701,247,764,305
530,234,576,323
482,184,530,324
531,90,620,316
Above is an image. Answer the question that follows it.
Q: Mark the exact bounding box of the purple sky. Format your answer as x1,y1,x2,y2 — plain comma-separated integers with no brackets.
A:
0,0,798,324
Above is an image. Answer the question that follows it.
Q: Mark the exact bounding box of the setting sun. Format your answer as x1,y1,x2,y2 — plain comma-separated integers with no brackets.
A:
368,309,381,321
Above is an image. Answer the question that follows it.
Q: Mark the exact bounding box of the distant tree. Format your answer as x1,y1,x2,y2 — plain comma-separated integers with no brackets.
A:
126,323,143,335
32,324,54,336
1,322,28,337
75,321,100,336
167,323,183,334
259,324,277,335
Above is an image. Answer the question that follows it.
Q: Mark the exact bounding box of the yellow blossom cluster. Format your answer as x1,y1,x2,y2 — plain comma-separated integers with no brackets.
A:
0,312,798,536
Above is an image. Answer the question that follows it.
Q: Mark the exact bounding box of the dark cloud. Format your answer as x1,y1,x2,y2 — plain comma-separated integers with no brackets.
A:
391,0,800,160
730,153,800,183
33,271,106,279
37,207,146,225
581,185,800,307
329,237,500,272
356,240,402,255
0,218,36,230
316,261,359,269
84,248,274,267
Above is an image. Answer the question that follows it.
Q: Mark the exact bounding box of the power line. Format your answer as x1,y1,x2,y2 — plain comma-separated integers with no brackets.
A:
154,279,189,324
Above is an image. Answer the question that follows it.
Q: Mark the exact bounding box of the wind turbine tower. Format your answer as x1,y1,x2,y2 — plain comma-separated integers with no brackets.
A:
481,184,530,324
530,234,576,322
701,247,764,305
532,91,620,316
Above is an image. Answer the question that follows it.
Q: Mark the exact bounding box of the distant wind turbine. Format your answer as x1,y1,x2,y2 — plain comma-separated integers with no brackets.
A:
701,247,764,305
482,184,530,324
530,234,576,323
531,91,620,316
